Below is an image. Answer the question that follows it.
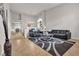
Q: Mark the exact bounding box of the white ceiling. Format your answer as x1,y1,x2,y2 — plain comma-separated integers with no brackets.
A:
9,3,61,15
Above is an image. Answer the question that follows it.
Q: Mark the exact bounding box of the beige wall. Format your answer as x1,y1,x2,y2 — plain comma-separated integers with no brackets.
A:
38,4,79,39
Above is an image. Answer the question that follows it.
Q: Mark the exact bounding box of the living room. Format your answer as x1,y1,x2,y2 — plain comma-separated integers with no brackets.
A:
0,3,79,56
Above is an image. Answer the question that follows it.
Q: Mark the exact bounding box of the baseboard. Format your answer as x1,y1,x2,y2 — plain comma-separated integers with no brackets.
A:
71,37,79,40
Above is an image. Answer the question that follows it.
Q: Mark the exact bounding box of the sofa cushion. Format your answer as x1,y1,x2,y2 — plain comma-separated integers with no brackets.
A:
50,30,71,40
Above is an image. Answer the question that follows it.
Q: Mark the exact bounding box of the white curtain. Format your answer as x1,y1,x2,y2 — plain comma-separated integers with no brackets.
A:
0,15,5,55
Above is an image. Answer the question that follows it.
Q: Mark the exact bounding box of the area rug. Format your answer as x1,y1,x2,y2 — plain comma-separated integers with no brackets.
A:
29,37,75,56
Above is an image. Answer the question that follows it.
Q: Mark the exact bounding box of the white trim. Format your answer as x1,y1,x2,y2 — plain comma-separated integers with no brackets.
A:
71,37,79,40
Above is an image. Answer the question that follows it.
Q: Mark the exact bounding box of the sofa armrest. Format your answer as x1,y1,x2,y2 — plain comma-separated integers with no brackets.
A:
66,32,71,39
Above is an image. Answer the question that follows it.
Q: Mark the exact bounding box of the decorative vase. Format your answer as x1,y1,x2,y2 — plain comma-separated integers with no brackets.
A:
4,39,12,56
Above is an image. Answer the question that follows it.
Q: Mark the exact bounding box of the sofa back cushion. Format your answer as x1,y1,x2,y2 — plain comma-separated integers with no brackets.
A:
51,30,70,34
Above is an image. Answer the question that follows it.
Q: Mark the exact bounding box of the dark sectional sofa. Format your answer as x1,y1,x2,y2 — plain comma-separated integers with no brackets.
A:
29,29,43,37
49,30,71,40
29,28,71,40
